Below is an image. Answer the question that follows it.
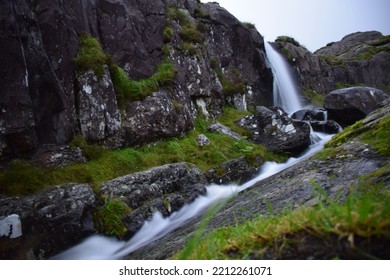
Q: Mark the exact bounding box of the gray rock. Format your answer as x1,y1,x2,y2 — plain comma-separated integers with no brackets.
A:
324,86,389,126
196,134,210,147
77,66,123,147
237,107,311,154
207,121,242,140
0,183,96,259
99,162,207,237
31,145,87,168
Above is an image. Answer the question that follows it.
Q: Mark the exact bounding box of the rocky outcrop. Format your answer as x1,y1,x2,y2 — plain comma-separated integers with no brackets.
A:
324,86,389,126
99,162,207,237
0,0,273,162
237,106,311,154
273,31,390,101
0,183,96,259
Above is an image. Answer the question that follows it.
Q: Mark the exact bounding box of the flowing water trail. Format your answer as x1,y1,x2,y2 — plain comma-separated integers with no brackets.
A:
264,42,302,114
53,133,333,260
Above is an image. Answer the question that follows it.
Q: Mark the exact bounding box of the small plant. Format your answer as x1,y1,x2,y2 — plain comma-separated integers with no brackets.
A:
243,22,256,29
163,25,174,43
276,36,301,47
74,34,108,76
94,198,132,238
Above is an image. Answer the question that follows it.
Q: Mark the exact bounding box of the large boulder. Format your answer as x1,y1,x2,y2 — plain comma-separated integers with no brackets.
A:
99,162,207,237
324,86,389,126
0,183,96,259
236,106,311,155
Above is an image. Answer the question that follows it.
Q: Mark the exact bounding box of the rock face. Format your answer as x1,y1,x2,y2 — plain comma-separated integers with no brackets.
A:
0,183,96,259
99,162,207,237
237,106,311,154
273,31,390,101
324,86,389,126
0,0,273,161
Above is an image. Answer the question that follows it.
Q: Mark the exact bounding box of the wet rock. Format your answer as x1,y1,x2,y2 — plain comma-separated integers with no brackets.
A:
99,162,207,237
237,107,311,155
0,183,96,259
292,108,341,134
206,156,263,185
324,86,389,126
207,121,242,140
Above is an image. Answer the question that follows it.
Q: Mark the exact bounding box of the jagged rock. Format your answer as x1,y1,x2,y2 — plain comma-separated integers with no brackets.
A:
206,156,263,185
324,86,389,126
123,91,195,146
0,0,273,164
207,121,242,140
237,107,311,154
99,162,207,237
0,183,96,259
76,66,123,147
196,134,210,147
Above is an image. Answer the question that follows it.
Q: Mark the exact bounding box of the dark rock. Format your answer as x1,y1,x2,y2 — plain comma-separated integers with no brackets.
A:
206,156,263,185
31,145,87,168
207,121,242,140
99,162,207,237
0,183,96,259
292,108,341,134
236,107,311,154
324,86,389,126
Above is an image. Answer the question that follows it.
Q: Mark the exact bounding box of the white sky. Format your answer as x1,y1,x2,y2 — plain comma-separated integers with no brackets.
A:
201,0,390,51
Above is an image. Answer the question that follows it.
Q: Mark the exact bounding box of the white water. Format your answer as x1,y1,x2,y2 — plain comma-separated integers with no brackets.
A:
265,42,302,114
52,132,332,260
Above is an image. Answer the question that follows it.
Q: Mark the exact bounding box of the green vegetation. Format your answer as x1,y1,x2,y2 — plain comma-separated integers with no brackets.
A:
74,34,108,77
215,69,245,96
74,34,176,106
0,107,268,197
109,60,176,105
302,88,325,107
243,22,256,29
94,198,132,237
369,35,390,47
175,175,390,259
163,26,174,43
276,36,301,47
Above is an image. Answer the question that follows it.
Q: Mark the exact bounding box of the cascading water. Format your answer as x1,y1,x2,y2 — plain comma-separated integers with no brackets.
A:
264,42,302,114
53,41,333,260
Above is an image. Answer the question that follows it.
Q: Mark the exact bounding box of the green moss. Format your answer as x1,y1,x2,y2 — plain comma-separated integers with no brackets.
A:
361,115,390,156
302,88,325,107
94,198,131,238
109,60,176,105
216,69,245,96
163,25,173,43
73,34,108,76
276,36,301,47
325,120,364,148
243,22,256,29
369,36,390,46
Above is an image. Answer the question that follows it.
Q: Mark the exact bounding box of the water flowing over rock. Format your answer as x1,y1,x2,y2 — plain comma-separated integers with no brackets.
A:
324,86,389,126
237,106,311,155
292,108,341,134
99,162,207,237
0,184,96,259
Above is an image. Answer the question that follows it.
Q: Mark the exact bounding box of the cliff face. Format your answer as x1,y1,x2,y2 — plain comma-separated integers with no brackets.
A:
273,31,390,99
0,0,273,161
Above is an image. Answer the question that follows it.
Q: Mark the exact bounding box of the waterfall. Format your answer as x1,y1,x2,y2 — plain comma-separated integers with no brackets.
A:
264,42,302,114
52,41,331,260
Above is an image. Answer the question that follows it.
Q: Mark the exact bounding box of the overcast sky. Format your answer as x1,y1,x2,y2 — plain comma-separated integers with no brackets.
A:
201,0,390,51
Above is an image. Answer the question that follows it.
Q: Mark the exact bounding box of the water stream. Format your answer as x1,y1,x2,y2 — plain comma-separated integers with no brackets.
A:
53,41,333,260
264,42,302,114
